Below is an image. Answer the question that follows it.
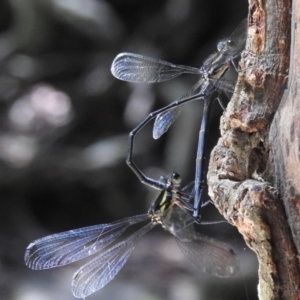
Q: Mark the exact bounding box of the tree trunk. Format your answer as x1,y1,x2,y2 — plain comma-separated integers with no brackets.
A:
207,0,300,299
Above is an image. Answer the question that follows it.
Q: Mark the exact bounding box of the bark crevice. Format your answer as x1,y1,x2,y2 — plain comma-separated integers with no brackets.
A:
207,1,300,299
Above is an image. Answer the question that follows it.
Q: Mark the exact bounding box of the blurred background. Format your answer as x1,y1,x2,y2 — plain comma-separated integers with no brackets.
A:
0,0,259,299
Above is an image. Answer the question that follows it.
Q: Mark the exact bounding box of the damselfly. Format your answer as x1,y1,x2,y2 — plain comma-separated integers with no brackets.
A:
111,19,247,220
24,172,239,298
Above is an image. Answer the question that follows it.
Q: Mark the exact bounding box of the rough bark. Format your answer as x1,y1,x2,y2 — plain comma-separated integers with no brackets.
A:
208,0,300,299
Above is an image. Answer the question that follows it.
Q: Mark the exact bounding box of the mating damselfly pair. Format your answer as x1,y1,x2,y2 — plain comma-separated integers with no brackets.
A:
24,19,247,298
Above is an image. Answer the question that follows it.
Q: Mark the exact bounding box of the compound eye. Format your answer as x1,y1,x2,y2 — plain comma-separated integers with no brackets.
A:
171,172,181,184
227,39,235,47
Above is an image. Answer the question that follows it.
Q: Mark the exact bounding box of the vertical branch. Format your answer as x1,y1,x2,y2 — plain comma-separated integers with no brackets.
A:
270,0,300,255
208,0,300,299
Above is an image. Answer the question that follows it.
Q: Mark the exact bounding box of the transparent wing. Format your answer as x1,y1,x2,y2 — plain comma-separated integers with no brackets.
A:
72,222,155,298
153,79,205,139
111,52,201,83
25,214,149,270
153,107,182,139
214,77,236,98
227,18,247,55
162,205,239,277
176,229,239,277
219,19,247,57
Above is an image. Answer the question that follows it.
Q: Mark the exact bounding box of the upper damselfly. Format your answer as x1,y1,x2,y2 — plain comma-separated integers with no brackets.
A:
111,19,247,139
24,172,239,298
111,19,247,220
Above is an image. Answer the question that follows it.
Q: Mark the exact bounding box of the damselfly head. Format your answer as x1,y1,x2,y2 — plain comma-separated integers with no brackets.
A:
217,38,238,52
158,172,181,188
217,39,237,53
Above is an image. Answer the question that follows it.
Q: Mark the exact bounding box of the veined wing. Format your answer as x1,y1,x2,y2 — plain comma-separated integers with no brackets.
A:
25,214,149,270
214,76,238,100
219,18,247,57
175,226,239,277
153,78,205,139
153,107,182,139
162,206,238,277
72,222,155,298
111,52,201,83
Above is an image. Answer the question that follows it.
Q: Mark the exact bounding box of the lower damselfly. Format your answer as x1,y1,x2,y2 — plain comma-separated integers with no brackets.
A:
24,172,239,298
111,19,247,220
